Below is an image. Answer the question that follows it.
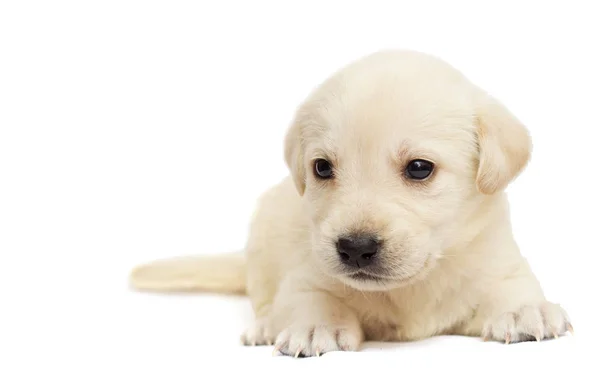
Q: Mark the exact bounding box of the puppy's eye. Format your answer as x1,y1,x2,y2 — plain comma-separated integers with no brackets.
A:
405,159,434,180
314,159,334,179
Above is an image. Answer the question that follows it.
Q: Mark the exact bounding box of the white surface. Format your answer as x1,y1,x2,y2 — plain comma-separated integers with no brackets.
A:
1,1,598,391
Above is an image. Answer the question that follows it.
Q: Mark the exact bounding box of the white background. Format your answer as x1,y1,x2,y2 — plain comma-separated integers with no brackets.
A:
1,1,599,391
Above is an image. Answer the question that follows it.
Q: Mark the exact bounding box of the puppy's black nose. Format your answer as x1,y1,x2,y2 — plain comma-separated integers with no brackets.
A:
336,236,379,268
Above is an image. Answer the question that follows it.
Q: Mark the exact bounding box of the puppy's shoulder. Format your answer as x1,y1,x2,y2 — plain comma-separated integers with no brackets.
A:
252,176,302,218
247,176,308,248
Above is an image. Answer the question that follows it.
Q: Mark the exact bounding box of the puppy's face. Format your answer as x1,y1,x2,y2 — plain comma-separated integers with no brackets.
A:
285,51,531,291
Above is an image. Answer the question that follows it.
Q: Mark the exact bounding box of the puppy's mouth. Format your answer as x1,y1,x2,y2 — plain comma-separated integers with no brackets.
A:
349,271,389,282
335,254,437,291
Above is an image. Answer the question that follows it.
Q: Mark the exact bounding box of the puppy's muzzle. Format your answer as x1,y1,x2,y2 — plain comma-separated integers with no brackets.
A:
336,235,380,268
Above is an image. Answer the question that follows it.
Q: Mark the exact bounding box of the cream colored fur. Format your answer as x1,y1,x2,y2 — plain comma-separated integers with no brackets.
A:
131,252,246,294
129,50,572,357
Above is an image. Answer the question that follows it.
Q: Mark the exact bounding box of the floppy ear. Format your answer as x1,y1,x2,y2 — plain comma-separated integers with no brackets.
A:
475,92,532,195
284,112,306,195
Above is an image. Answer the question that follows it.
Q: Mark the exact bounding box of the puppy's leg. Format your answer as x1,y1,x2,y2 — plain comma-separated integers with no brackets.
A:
240,252,278,347
271,281,363,357
463,262,572,343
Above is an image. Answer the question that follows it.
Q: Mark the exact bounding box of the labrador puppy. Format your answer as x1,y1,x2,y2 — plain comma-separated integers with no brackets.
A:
130,50,572,357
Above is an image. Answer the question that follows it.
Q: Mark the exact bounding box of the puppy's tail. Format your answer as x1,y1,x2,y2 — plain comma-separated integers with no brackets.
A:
129,252,246,295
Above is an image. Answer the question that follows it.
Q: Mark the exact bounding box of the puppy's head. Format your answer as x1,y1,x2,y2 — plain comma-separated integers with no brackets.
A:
285,50,531,291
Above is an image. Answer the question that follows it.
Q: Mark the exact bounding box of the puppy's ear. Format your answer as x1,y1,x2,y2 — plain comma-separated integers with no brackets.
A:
475,92,532,194
284,112,306,195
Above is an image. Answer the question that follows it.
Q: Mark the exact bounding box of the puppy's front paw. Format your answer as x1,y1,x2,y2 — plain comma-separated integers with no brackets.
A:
274,324,362,357
482,302,573,344
240,318,274,346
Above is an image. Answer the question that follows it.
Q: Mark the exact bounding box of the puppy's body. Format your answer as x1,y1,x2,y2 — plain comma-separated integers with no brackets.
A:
130,50,571,356
244,177,543,346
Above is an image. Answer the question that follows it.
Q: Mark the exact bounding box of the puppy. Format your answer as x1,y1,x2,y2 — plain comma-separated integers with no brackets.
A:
130,50,572,357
